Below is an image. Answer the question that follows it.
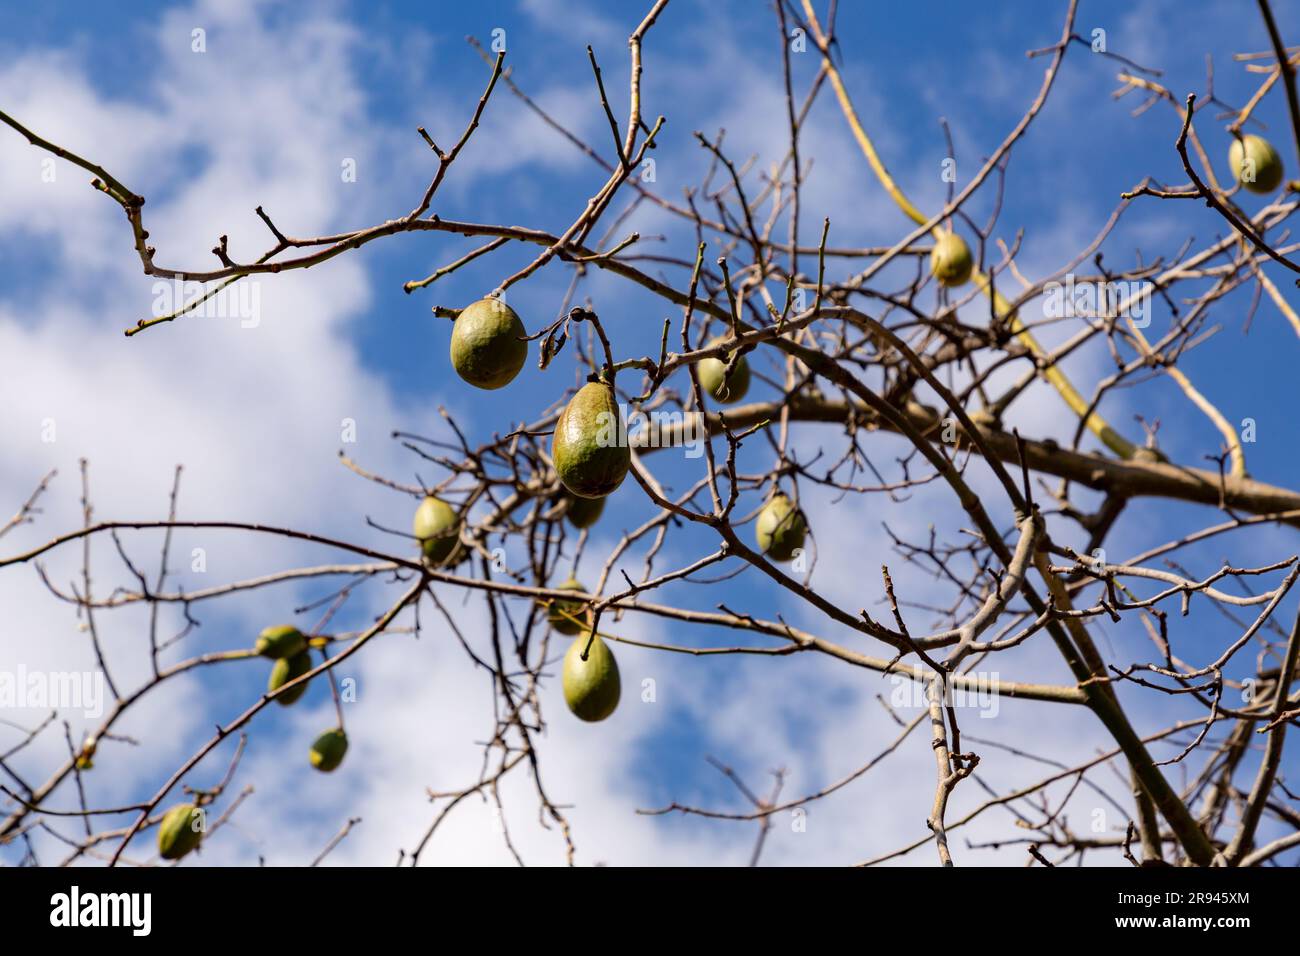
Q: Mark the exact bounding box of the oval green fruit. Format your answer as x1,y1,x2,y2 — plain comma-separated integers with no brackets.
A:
755,493,808,563
562,633,621,722
157,803,204,860
930,231,973,288
268,650,312,706
562,493,605,530
545,577,590,636
309,728,348,773
552,382,629,499
450,297,528,390
696,336,751,404
254,624,307,659
413,494,460,565
1229,134,1284,194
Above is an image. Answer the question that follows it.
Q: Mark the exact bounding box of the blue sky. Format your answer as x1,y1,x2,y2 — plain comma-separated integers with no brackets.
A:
1,0,1298,866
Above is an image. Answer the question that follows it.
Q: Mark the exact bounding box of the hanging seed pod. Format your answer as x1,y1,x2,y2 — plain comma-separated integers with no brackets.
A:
551,382,629,499
1229,134,1284,194
254,624,307,659
755,493,808,563
157,803,204,860
75,735,96,771
309,728,349,773
450,297,529,390
545,577,590,636
562,633,621,722
561,492,605,530
268,650,312,706
413,494,461,566
696,336,751,404
929,231,973,288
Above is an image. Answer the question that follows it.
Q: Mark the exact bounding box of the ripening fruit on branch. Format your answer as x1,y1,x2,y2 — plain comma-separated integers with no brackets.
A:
157,803,204,860
561,492,605,529
75,736,96,771
929,231,973,288
755,492,808,563
552,381,630,499
413,494,461,565
1229,134,1284,194
562,633,621,722
450,297,528,390
268,650,312,706
255,624,306,659
309,728,348,773
545,577,590,636
696,336,750,404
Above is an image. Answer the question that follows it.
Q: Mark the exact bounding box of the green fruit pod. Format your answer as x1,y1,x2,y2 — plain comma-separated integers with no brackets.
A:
450,297,528,390
254,624,307,659
545,577,590,636
1229,134,1284,194
75,735,96,770
551,382,630,499
157,803,204,860
696,336,751,404
562,633,621,722
268,650,312,706
930,231,973,288
309,728,348,773
413,495,460,566
755,493,808,563
562,493,605,530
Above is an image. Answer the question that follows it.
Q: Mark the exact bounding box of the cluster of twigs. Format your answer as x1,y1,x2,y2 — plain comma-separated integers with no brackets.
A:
2,0,1300,867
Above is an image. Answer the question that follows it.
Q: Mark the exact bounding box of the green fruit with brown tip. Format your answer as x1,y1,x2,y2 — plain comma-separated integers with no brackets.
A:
696,336,751,404
545,577,590,636
309,728,348,773
413,494,460,565
930,231,973,288
1229,134,1284,194
255,624,307,659
450,297,528,390
552,382,629,499
562,633,620,722
157,803,204,860
562,493,605,530
755,493,807,563
269,650,312,706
